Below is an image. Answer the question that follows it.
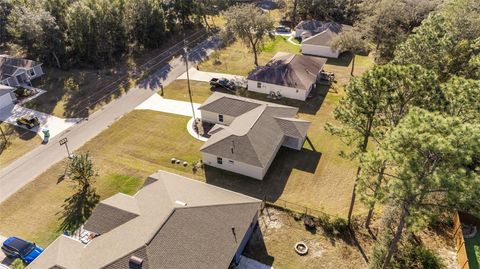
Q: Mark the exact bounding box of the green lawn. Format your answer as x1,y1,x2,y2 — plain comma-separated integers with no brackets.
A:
0,123,41,169
466,231,480,269
162,80,213,103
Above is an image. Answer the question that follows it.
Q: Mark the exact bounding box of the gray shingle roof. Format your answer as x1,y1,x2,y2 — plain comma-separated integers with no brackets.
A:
83,203,139,234
302,23,353,47
200,93,311,168
246,52,327,90
28,171,261,269
296,20,352,38
0,55,41,82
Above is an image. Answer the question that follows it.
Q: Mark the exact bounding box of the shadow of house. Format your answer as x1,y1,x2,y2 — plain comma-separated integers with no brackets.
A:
242,226,275,266
325,53,353,67
205,147,321,203
243,82,329,115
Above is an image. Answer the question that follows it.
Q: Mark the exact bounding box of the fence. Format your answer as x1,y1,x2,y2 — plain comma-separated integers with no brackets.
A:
453,211,480,269
262,197,340,221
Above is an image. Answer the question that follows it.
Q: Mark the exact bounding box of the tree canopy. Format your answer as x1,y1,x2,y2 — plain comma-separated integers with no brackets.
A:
393,0,480,80
1,0,206,67
223,4,274,66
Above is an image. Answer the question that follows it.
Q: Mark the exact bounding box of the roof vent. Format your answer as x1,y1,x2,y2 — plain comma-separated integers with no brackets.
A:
129,256,143,267
175,200,187,206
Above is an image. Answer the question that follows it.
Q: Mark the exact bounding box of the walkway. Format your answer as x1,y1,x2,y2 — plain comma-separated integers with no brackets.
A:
0,104,80,140
177,67,246,83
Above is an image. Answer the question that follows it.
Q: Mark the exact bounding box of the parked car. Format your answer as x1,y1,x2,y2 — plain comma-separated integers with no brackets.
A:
16,115,40,129
209,78,236,91
1,237,43,264
275,25,291,33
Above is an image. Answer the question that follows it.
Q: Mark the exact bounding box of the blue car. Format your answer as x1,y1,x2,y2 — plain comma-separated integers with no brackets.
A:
1,237,43,264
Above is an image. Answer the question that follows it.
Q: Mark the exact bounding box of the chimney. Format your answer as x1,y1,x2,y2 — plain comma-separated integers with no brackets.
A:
129,256,143,268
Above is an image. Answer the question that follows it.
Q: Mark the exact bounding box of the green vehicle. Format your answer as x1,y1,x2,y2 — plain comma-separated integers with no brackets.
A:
16,115,40,129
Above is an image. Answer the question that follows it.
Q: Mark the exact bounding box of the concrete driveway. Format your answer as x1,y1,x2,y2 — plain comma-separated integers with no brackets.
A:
0,104,80,140
135,94,201,117
177,67,246,84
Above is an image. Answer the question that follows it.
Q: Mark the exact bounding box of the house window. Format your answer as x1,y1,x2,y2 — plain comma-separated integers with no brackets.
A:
218,114,224,122
228,160,234,164
217,157,223,164
257,82,261,88
29,69,35,77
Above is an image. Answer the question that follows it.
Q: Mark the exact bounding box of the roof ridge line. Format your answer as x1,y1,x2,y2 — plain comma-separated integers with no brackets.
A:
176,200,262,211
157,170,262,202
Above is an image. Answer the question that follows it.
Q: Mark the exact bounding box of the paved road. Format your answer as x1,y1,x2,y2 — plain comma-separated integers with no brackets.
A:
0,36,220,203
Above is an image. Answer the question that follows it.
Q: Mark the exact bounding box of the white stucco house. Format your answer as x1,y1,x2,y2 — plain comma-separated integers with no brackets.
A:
199,92,311,180
0,84,16,109
294,20,352,58
246,52,327,101
0,55,44,87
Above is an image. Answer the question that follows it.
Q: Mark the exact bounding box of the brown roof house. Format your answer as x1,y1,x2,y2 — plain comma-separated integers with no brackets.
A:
0,55,44,87
27,170,261,269
199,92,310,180
246,52,327,101
294,21,352,58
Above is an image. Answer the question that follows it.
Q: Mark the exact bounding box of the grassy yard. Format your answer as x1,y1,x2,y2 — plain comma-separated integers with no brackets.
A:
0,110,203,247
0,123,41,169
244,207,371,269
162,80,214,103
199,36,300,76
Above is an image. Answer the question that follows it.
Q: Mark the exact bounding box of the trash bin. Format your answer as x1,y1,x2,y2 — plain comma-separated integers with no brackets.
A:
42,128,50,144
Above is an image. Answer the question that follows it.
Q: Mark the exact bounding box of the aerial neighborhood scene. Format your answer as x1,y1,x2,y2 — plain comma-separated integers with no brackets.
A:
0,0,479,268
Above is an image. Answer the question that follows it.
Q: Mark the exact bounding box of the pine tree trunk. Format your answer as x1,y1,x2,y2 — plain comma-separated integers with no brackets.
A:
347,119,372,226
350,52,356,76
365,163,387,229
382,204,409,269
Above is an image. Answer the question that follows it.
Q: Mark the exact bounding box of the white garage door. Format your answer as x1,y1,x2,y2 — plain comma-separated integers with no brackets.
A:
0,93,13,109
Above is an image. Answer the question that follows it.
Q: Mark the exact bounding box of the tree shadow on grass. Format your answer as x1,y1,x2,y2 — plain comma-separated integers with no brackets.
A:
205,147,321,203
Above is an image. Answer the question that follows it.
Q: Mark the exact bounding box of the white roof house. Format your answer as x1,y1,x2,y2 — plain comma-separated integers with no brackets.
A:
295,21,353,58
28,170,261,269
199,92,311,180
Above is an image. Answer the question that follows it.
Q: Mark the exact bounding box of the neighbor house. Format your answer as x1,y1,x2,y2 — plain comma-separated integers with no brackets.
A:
0,84,16,109
246,52,327,101
294,20,352,58
199,92,311,180
0,55,44,87
28,170,261,269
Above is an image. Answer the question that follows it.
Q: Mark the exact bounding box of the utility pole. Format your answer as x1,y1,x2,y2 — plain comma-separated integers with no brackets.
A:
183,40,197,121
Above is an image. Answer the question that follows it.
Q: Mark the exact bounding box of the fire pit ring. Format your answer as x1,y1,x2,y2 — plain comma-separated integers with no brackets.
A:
294,241,308,255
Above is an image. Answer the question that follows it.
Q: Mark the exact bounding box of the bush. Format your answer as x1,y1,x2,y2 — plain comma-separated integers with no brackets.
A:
390,244,443,269
10,259,25,269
